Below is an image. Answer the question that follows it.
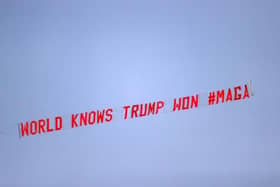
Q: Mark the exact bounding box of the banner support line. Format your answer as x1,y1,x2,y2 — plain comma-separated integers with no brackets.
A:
18,123,21,139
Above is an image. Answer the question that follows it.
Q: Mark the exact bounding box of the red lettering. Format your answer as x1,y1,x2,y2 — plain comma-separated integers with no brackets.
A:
156,101,164,114
140,104,148,117
88,111,96,125
71,114,78,128
30,120,37,135
20,122,29,137
216,90,225,104
173,98,181,111
46,118,53,132
55,116,63,131
191,94,199,108
38,119,45,134
182,97,189,110
131,104,139,118
97,110,105,123
243,84,250,99
80,112,88,126
148,102,156,115
123,105,130,120
105,108,113,122
234,86,242,100
226,88,233,102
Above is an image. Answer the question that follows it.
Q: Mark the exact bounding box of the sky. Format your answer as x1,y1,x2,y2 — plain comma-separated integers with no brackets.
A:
0,0,280,186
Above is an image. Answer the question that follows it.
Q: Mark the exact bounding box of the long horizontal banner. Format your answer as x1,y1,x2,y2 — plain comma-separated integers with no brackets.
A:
19,81,254,138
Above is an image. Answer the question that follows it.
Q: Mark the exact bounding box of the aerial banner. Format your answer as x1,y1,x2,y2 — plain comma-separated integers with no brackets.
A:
19,80,254,138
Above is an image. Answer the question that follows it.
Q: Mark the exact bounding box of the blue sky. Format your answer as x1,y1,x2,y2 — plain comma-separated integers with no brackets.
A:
0,1,280,186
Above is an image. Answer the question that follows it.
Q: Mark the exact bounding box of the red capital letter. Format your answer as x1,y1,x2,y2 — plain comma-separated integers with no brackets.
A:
20,122,29,137
71,114,78,128
243,84,250,99
123,106,130,120
216,90,225,104
105,108,113,122
173,98,181,111
55,116,63,131
156,101,164,114
234,86,242,100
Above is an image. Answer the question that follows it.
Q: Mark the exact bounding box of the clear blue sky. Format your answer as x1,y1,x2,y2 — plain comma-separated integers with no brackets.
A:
1,1,280,186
